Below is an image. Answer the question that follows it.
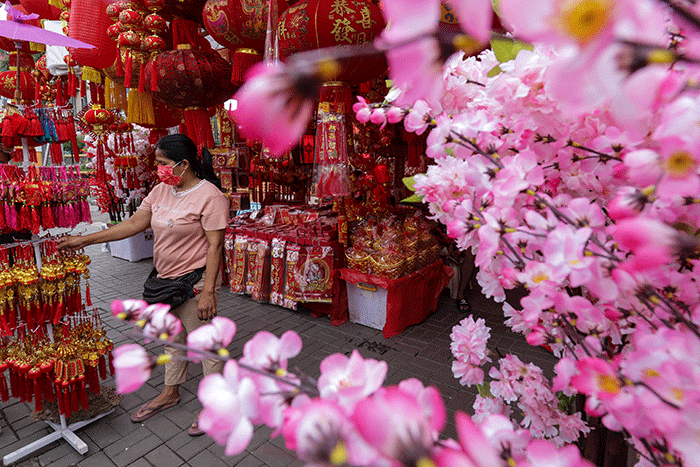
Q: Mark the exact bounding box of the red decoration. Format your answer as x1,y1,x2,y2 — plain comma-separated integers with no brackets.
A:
0,71,36,101
203,0,286,51
146,48,235,107
67,0,118,70
143,13,167,34
277,0,387,84
19,0,61,19
118,8,143,29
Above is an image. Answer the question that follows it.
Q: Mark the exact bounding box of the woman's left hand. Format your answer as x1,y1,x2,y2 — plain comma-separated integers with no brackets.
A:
197,290,217,320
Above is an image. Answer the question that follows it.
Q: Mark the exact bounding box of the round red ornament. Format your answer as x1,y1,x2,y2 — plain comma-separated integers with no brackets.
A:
106,1,121,20
107,23,123,41
143,13,167,34
277,0,387,84
118,8,143,29
0,71,36,100
142,0,165,10
118,30,141,48
59,9,70,21
142,35,166,53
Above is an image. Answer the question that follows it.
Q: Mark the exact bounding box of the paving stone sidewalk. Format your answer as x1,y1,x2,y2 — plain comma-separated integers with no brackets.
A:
0,205,555,467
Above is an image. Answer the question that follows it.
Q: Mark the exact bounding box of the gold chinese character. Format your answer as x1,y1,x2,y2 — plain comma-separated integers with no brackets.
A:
356,6,375,29
331,17,356,44
330,0,355,16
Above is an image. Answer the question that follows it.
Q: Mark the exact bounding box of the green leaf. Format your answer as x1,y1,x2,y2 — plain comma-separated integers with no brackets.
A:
402,176,418,192
477,382,493,398
401,193,424,203
487,65,503,77
490,37,533,64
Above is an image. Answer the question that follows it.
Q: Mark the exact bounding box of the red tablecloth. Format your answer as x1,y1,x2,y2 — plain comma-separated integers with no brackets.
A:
339,259,453,338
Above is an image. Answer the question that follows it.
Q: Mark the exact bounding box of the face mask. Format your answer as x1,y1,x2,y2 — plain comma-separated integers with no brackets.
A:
157,161,183,186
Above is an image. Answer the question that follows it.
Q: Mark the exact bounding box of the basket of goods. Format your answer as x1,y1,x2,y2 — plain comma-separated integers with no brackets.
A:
345,247,372,272
369,250,406,280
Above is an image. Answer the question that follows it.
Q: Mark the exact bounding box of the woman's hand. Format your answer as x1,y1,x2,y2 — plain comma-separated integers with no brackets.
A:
197,290,217,320
57,235,89,251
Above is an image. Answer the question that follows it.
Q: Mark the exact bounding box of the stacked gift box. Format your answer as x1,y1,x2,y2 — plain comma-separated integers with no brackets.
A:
224,204,342,310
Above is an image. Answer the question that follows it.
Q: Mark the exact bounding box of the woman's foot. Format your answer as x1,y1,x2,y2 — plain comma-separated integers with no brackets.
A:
131,396,180,422
188,411,205,436
457,297,471,313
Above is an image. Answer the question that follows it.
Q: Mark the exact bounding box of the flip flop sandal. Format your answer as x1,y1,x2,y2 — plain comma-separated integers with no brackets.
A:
457,297,472,313
130,397,181,423
188,416,205,436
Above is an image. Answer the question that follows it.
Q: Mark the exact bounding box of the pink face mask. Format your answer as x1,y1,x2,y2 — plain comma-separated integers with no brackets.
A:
157,161,183,186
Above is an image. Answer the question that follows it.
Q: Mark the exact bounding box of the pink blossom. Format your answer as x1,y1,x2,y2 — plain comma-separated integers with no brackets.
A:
378,0,440,45
526,439,594,467
318,349,388,412
112,344,152,394
198,360,258,456
387,38,444,108
187,317,236,363
612,218,676,270
352,96,371,123
231,62,315,156
436,412,504,467
445,0,493,44
142,306,182,342
352,385,445,465
570,357,622,401
240,330,303,372
282,398,378,466
369,108,387,127
110,299,147,322
472,395,512,424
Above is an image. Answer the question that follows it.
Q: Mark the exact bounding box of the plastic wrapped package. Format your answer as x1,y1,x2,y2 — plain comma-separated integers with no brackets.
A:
230,235,248,294
296,244,334,303
284,243,301,310
269,237,287,307
250,237,271,302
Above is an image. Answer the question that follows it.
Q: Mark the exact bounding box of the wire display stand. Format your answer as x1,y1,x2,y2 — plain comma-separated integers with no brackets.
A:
1,241,113,466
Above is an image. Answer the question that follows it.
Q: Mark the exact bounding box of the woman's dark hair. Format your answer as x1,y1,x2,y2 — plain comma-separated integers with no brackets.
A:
155,134,222,190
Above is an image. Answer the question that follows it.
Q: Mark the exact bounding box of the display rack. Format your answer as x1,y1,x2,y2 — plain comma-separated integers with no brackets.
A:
1,239,112,466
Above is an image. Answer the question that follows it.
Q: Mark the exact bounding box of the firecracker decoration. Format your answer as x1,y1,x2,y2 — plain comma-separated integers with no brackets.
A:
312,82,352,198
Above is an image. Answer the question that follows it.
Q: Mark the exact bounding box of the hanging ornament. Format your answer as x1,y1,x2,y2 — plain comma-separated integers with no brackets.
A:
277,0,387,84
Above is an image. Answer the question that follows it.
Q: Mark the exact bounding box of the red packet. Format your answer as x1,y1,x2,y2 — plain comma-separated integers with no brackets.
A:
270,237,286,307
230,235,248,294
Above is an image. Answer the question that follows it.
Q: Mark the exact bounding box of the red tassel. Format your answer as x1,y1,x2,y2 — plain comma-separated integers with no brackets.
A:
78,377,89,411
63,387,72,418
35,78,40,101
55,382,65,415
151,59,158,92
17,372,25,402
85,282,92,307
124,51,133,88
31,207,40,235
0,372,8,402
138,60,146,93
9,368,17,399
34,378,43,412
42,203,55,229
70,382,79,412
184,108,215,148
19,204,31,231
80,78,86,98
98,355,106,380
108,352,114,376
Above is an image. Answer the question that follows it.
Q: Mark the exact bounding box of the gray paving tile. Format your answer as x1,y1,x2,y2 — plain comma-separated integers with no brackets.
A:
144,444,184,466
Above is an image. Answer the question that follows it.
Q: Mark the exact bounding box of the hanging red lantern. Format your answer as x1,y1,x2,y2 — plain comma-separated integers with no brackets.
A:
277,0,387,84
203,0,287,84
67,0,118,71
118,8,143,29
84,105,115,129
146,48,235,108
145,18,236,147
8,52,35,71
140,99,183,129
19,0,61,20
143,13,167,34
0,71,36,101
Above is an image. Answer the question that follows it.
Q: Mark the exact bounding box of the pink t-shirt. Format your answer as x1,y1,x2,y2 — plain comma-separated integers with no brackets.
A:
139,180,228,279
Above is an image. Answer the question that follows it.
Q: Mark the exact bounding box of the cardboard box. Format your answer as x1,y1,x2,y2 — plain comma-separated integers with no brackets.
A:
109,229,154,262
346,281,388,330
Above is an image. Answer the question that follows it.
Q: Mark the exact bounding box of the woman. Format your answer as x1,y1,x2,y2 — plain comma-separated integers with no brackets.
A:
58,134,229,436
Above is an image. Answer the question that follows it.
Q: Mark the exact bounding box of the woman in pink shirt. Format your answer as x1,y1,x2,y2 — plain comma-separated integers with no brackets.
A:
58,134,228,436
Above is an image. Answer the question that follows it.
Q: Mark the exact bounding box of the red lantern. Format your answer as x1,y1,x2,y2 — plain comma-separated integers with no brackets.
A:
203,0,287,51
118,8,143,29
277,0,387,84
142,35,166,54
0,71,36,101
19,0,61,20
146,48,235,108
68,0,118,70
118,30,141,48
106,2,121,20
8,52,35,71
142,0,165,10
140,99,183,129
143,13,167,34
84,106,114,127
107,23,123,41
